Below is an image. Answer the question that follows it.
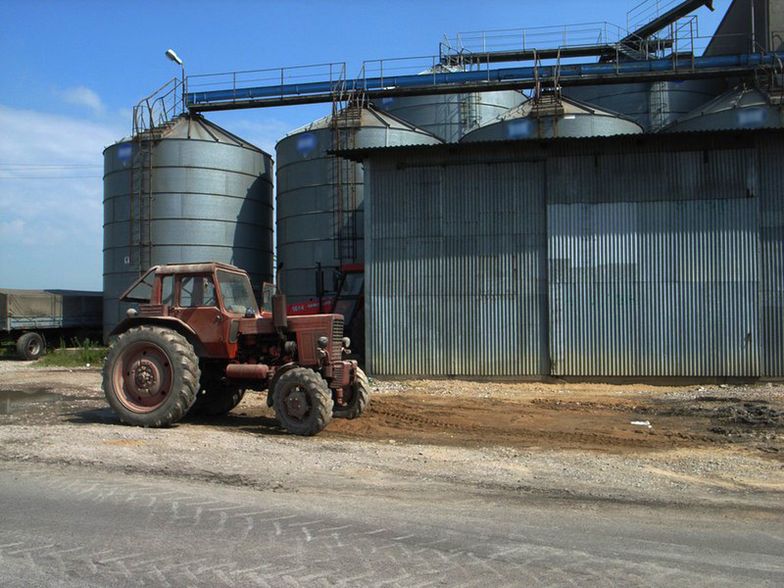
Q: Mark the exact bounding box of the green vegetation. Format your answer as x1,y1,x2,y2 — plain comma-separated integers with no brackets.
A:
35,339,107,368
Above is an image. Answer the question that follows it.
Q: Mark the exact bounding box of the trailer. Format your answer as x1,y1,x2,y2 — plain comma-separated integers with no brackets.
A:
0,289,102,359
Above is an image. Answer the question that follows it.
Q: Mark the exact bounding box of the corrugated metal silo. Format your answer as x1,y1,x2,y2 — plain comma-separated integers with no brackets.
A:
565,79,721,132
276,104,442,302
375,67,525,142
664,86,784,132
103,114,274,340
460,95,643,142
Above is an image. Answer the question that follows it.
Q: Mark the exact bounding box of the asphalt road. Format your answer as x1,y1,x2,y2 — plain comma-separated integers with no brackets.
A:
0,464,782,587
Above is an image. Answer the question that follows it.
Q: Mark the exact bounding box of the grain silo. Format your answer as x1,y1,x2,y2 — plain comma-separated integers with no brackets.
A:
375,66,525,142
460,94,643,142
102,114,273,340
663,86,784,132
276,103,442,303
565,79,721,132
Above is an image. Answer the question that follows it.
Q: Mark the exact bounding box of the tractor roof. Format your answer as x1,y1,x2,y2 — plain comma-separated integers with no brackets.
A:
152,262,244,275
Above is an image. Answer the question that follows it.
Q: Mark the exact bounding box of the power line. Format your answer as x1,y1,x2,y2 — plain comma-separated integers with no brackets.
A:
0,175,101,180
0,163,101,169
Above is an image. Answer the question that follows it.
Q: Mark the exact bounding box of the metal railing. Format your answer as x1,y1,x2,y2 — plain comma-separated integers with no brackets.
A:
186,62,347,104
627,0,690,33
440,22,632,58
132,77,184,136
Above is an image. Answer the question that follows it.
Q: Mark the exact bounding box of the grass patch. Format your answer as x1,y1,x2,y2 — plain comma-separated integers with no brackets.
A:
35,339,107,368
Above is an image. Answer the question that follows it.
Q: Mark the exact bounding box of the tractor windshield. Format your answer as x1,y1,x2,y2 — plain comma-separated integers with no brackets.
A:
217,270,258,315
120,267,157,302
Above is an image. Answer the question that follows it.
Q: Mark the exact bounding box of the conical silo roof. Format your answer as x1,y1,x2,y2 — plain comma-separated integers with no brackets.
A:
159,114,266,151
664,86,784,133
461,94,643,142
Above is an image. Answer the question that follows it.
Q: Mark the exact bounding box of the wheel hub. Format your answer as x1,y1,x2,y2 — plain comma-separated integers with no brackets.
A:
285,388,308,419
112,341,173,413
133,361,158,394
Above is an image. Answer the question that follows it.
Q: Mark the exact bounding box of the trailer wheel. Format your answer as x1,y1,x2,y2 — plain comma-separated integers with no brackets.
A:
190,374,246,416
103,326,200,428
333,368,370,419
16,332,45,360
272,367,333,436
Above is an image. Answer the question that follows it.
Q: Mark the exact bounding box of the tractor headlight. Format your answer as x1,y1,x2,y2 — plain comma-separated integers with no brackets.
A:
317,336,329,349
342,337,351,349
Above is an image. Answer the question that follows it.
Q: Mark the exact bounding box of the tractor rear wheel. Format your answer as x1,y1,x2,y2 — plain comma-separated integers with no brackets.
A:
103,326,200,427
272,367,333,436
191,373,245,416
333,367,370,419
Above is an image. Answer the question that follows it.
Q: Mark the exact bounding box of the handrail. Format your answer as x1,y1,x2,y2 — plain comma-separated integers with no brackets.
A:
132,77,183,136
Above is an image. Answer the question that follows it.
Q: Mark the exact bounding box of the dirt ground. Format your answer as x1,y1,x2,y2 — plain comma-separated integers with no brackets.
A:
1,359,783,509
3,362,781,457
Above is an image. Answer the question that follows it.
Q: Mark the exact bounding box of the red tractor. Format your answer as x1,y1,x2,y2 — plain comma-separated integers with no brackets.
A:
102,262,369,436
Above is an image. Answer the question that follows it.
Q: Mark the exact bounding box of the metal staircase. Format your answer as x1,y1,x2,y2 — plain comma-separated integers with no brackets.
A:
330,70,363,265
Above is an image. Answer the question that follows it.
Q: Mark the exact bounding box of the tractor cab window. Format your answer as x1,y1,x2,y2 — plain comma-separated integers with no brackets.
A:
161,275,174,306
179,275,217,308
217,270,258,315
121,267,157,302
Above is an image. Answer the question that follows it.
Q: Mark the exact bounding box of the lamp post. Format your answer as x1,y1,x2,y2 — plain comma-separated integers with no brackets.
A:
165,49,186,112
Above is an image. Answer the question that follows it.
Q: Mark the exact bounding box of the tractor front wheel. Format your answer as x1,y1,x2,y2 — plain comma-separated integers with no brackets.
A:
103,326,200,427
333,367,370,419
272,367,333,436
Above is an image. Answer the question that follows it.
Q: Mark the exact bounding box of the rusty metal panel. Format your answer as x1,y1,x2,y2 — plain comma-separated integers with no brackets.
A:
759,140,784,377
549,198,760,377
366,160,547,377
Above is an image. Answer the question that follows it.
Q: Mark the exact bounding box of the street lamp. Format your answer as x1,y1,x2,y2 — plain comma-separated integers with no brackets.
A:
165,49,186,112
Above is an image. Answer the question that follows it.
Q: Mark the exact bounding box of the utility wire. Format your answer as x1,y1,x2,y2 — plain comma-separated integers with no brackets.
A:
0,175,101,180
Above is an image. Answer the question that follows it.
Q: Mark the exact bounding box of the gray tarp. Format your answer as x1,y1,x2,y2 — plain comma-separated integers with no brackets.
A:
0,289,102,332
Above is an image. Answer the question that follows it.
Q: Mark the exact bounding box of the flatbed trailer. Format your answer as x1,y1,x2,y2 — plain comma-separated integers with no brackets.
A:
0,289,102,359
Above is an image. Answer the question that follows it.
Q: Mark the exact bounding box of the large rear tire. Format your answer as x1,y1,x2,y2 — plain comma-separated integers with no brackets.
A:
103,326,200,427
191,373,245,416
272,367,333,436
16,332,45,360
333,367,369,419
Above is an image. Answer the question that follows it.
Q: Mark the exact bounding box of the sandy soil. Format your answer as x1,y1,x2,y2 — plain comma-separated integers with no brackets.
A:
1,360,782,510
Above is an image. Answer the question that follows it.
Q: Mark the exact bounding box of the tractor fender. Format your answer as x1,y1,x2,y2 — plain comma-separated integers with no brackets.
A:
109,317,206,357
266,362,300,407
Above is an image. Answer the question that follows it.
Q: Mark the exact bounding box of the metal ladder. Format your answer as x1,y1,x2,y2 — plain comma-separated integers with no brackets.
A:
128,78,183,275
331,76,364,265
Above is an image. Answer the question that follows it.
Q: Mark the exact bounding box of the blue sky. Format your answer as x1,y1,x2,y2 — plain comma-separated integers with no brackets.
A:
0,0,728,290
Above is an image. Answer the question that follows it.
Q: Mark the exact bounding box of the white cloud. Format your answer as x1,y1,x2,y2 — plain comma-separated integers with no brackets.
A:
60,85,105,116
0,105,124,289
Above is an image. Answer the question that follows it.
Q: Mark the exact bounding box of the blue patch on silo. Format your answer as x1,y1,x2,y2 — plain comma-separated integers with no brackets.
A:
296,133,318,156
117,143,132,166
737,108,766,128
507,119,533,139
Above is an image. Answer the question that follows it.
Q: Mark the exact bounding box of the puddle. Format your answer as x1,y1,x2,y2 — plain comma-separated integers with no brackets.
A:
0,389,63,414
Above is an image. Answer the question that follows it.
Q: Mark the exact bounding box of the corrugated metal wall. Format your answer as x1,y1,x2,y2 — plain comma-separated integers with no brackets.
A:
364,131,783,378
549,199,759,377
367,161,547,376
759,141,784,377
